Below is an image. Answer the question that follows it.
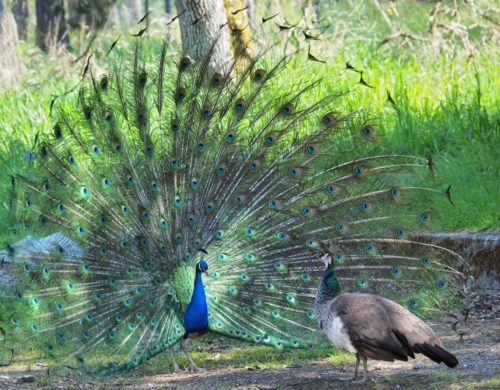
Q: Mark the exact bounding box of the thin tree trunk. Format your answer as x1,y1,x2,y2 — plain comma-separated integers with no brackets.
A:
175,0,232,71
35,0,69,51
165,0,171,14
67,0,117,31
223,0,252,70
0,0,4,13
12,0,28,40
128,0,142,22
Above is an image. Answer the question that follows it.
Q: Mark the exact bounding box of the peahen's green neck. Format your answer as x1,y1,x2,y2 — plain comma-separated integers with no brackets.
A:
315,264,343,307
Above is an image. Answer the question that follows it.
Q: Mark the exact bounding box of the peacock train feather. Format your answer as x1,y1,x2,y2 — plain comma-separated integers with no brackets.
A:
3,39,464,374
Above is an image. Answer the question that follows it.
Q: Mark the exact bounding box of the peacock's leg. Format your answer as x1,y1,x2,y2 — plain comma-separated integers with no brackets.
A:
169,348,182,373
181,338,206,372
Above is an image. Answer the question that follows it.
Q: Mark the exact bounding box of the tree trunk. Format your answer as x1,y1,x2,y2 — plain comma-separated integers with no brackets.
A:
128,0,142,21
223,0,252,71
67,0,117,31
0,0,4,14
11,0,28,40
175,0,232,72
165,0,171,14
35,0,69,51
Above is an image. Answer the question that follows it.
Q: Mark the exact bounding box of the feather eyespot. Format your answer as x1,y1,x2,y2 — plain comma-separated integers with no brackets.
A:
326,184,336,193
288,167,302,177
265,134,276,145
226,131,235,141
420,211,431,222
282,103,293,115
234,195,245,204
249,161,259,171
53,124,62,138
191,178,199,189
202,105,212,117
305,144,318,154
137,110,145,121
212,73,223,86
361,201,371,211
390,187,401,197
84,108,92,119
139,72,147,85
353,166,363,176
361,125,374,136
105,112,112,122
392,267,402,277
176,87,186,100
216,164,226,175
322,112,336,127
100,76,108,90
180,57,191,70
171,119,180,131
253,68,266,81
235,98,245,110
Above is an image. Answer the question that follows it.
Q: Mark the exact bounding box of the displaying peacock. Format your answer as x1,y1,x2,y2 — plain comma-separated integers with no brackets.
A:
3,38,464,375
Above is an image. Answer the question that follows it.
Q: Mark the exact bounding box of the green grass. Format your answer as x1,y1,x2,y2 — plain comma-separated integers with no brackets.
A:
1,3,499,236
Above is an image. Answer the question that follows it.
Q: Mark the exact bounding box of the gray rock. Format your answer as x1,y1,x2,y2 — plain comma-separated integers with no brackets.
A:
0,233,83,290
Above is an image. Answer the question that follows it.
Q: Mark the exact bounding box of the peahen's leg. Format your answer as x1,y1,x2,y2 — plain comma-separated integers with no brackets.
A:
181,338,205,372
361,354,368,382
340,352,360,381
169,348,182,373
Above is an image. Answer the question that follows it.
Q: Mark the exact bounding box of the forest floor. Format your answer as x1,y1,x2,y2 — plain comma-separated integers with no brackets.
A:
0,293,499,390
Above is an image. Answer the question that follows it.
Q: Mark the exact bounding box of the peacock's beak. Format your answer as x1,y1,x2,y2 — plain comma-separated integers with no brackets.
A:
205,270,209,276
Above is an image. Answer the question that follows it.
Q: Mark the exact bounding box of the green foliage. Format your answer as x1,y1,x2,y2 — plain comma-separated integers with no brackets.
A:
1,5,498,235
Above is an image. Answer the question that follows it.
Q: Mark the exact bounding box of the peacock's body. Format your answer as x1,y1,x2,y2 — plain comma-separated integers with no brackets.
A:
3,39,463,374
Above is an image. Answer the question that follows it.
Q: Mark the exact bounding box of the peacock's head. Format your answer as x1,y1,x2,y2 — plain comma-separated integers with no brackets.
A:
315,250,333,269
196,260,209,275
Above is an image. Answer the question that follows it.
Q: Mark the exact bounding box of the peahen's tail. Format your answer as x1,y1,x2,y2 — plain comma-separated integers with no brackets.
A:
3,39,464,374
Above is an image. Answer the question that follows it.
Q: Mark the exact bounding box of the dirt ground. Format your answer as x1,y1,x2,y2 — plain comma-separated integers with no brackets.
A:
1,293,499,389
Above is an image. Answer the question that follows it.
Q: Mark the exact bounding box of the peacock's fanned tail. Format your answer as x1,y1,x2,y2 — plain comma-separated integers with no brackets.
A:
5,41,463,374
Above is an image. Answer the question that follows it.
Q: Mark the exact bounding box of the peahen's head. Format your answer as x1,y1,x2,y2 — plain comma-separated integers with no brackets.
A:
196,260,209,275
315,251,333,269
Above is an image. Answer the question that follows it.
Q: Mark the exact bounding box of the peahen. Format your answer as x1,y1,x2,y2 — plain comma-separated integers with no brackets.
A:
3,39,464,375
314,250,459,382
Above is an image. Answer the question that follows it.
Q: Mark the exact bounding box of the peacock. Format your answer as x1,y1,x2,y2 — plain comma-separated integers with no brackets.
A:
2,37,464,375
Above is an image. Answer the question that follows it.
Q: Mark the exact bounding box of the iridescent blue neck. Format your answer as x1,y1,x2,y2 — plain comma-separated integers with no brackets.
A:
183,269,208,334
